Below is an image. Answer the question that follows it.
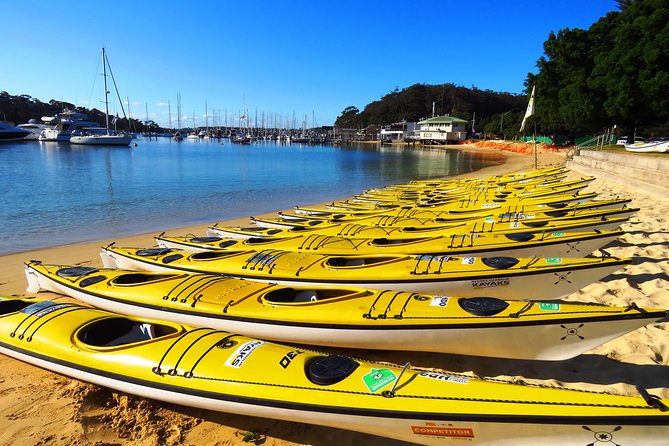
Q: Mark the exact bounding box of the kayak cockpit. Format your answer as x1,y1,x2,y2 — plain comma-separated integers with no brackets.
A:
325,257,399,268
77,317,181,347
112,273,177,285
262,287,371,304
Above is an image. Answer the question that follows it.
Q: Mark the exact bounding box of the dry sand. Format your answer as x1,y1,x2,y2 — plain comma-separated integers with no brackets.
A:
1,146,667,446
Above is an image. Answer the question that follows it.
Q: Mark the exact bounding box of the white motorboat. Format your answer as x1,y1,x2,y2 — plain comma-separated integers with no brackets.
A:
38,110,101,142
0,121,30,142
625,140,669,153
16,119,53,140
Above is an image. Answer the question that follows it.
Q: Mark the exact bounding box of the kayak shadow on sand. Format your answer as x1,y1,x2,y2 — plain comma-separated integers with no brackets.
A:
598,270,669,287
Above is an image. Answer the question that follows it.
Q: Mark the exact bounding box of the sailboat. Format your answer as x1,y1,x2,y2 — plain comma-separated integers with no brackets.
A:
70,48,133,146
173,92,183,141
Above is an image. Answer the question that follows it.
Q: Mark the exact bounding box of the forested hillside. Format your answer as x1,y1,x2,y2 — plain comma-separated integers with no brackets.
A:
335,83,528,138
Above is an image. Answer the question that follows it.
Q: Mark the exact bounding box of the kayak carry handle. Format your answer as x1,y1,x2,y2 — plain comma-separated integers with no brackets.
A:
636,385,669,412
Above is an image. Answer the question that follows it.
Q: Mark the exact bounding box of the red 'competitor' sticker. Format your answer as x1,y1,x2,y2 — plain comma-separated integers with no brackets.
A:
411,425,475,438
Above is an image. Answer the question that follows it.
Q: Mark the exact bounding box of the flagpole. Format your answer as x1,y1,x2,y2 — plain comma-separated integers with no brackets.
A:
533,121,538,169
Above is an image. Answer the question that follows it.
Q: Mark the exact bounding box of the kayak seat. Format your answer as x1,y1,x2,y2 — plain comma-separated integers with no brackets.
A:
137,248,172,256
57,266,99,277
0,300,34,315
217,240,238,248
307,355,359,385
504,233,536,242
459,297,510,316
547,203,568,209
482,257,520,269
78,317,178,347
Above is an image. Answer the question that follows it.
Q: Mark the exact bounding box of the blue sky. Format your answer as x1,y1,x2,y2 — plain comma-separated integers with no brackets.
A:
1,0,617,127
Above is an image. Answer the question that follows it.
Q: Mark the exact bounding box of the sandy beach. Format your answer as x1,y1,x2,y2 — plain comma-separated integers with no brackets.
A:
1,145,668,446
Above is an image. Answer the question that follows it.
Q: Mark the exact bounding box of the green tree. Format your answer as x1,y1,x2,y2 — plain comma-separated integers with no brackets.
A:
335,106,360,128
592,0,669,138
530,0,669,140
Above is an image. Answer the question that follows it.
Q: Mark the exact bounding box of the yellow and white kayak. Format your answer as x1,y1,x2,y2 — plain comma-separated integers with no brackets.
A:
251,212,638,233
210,215,631,240
1,295,668,445
320,191,599,213
350,177,595,204
344,180,595,209
374,166,569,191
155,229,623,258
100,245,631,300
292,197,633,219
271,206,638,228
25,262,667,361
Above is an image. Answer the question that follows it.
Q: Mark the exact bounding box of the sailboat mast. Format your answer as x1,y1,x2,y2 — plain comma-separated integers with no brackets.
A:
102,47,110,134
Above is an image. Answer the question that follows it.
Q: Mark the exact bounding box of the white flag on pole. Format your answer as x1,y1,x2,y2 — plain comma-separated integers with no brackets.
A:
520,85,535,132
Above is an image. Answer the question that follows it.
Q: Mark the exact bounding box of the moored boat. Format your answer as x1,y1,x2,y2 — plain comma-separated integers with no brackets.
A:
25,261,667,361
625,140,669,153
68,48,132,147
1,295,668,445
0,121,31,142
100,245,631,300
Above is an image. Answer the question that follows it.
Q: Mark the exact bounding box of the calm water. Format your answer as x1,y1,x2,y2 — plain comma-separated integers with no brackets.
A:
0,138,505,254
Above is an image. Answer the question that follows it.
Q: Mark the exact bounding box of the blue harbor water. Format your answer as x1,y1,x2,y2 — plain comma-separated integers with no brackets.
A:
0,138,505,254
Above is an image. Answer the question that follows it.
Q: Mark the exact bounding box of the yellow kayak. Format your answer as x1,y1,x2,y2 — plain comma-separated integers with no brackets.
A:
211,215,630,240
251,208,638,233
351,177,595,204
292,197,632,219
1,295,668,445
155,229,624,258
25,261,667,361
100,245,631,300
270,205,637,228
383,166,569,190
318,191,599,212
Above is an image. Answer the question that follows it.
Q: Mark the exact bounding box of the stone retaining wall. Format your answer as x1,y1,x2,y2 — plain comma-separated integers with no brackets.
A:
566,149,668,195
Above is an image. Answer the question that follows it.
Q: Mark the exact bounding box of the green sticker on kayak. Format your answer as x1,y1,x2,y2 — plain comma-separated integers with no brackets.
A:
539,303,560,311
363,368,397,393
545,258,562,263
551,232,566,237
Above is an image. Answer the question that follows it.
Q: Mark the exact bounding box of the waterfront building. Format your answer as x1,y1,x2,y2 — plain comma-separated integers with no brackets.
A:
417,116,467,144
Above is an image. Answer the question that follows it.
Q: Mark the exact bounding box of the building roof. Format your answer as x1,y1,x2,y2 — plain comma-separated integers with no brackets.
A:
417,116,468,124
